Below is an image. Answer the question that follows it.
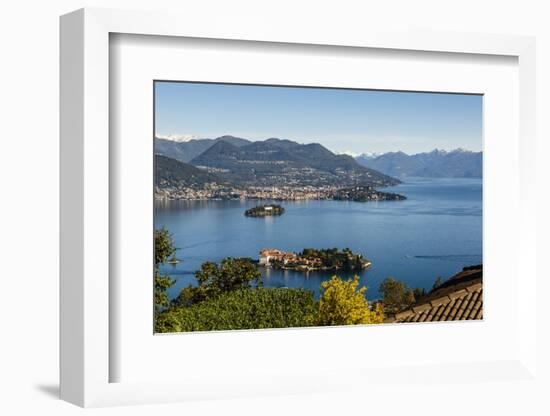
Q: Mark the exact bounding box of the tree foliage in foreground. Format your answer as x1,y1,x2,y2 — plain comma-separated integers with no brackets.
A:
317,275,384,326
154,274,174,313
378,277,416,315
154,227,176,313
174,257,261,306
156,288,317,332
379,275,446,315
155,227,176,265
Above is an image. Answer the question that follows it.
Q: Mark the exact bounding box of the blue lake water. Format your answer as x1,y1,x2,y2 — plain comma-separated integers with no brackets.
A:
156,177,482,300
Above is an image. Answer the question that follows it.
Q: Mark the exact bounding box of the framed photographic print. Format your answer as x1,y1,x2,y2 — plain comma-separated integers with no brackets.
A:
152,81,483,333
60,8,538,408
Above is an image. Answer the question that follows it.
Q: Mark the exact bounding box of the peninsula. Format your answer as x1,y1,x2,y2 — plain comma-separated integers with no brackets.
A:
332,185,406,202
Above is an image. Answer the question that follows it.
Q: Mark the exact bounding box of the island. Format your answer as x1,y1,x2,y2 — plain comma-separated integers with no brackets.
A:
331,186,406,202
259,247,371,272
245,204,285,217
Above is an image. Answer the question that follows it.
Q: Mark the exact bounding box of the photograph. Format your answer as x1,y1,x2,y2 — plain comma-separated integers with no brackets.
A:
153,81,483,333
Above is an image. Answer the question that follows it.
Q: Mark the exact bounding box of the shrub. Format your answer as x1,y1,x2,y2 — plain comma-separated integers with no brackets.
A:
157,288,317,332
317,275,384,326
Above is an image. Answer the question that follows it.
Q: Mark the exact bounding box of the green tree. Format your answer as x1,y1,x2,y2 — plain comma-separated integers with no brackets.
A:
155,227,176,265
154,274,173,313
317,275,384,326
154,227,176,313
174,257,262,306
379,277,416,315
196,257,261,290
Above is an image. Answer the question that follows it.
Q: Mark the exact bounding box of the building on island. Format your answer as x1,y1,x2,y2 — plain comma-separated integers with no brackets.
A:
259,248,352,271
259,249,297,266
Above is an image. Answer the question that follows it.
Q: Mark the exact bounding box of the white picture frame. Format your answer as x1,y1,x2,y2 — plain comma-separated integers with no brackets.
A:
60,7,538,408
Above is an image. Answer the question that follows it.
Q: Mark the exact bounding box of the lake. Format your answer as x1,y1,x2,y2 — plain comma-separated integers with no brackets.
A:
156,177,482,300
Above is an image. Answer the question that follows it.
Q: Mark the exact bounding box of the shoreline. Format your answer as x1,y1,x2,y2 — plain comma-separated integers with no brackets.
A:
260,260,373,273
155,190,407,202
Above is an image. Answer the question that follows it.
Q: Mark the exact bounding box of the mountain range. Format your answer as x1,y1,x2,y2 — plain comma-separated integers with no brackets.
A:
355,149,482,178
155,136,399,188
155,135,251,163
190,138,398,187
155,135,482,189
155,155,225,189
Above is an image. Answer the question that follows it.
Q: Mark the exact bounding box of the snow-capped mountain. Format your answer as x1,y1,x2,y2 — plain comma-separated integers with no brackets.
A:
355,148,482,178
337,150,384,159
156,134,202,142
356,151,384,159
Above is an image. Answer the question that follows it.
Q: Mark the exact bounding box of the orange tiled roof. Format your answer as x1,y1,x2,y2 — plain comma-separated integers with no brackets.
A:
385,266,483,323
259,249,285,256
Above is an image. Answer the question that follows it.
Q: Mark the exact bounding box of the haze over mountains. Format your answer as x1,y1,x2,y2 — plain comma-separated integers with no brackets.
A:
355,148,482,178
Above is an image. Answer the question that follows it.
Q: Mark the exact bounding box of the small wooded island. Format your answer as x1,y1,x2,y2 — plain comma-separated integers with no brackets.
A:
244,204,285,217
259,247,371,272
332,186,406,202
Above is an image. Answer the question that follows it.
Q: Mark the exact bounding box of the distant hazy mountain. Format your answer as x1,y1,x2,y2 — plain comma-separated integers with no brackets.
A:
190,137,399,187
154,135,251,163
356,149,482,178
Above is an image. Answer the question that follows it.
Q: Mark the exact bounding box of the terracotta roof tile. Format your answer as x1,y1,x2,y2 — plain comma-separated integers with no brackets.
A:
449,289,468,300
429,296,449,307
385,266,482,324
412,303,432,314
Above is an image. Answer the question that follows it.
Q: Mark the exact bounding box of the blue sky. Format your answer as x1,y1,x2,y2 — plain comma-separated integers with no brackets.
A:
155,81,482,155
